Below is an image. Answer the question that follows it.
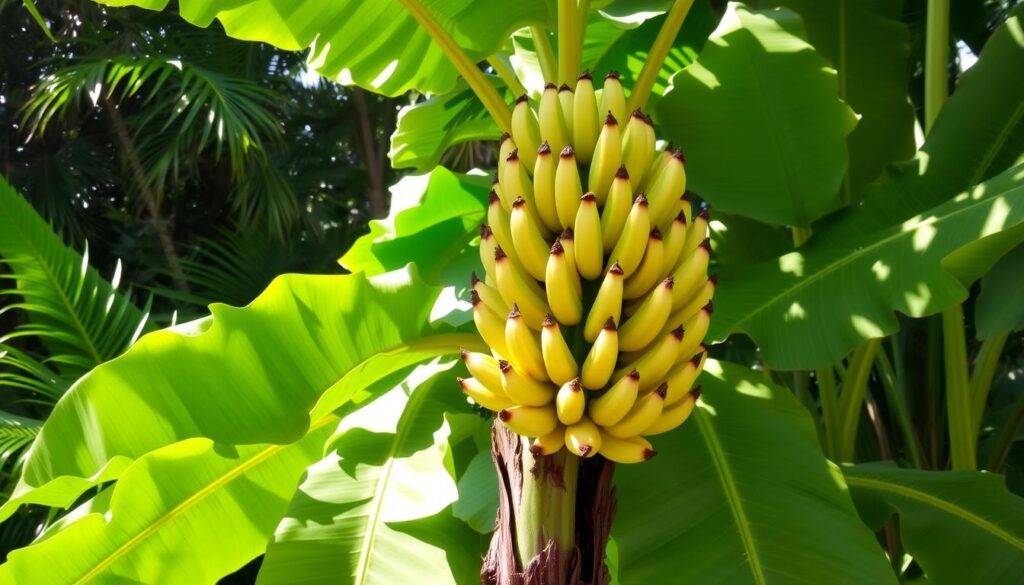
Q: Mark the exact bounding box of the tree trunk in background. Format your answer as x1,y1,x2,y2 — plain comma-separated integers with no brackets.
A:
351,87,389,217
482,424,617,585
103,99,190,293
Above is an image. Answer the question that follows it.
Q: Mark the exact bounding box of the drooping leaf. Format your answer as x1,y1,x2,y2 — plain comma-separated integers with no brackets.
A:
0,176,150,380
258,363,487,585
340,167,489,286
614,360,895,584
975,243,1024,339
845,464,1024,584
711,163,1024,369
0,427,332,584
95,0,551,97
0,266,485,521
765,0,915,198
655,3,857,227
452,451,499,534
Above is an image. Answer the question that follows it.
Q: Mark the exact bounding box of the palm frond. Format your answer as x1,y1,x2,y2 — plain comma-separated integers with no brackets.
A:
0,176,151,380
0,344,68,402
0,410,41,470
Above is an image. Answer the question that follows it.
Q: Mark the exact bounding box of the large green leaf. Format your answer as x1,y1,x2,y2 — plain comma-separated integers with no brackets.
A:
0,266,484,521
845,464,1024,584
340,167,489,285
95,0,551,97
613,360,895,584
765,0,915,198
975,243,1024,339
711,163,1024,369
0,426,332,584
0,176,149,379
655,3,857,227
258,363,487,585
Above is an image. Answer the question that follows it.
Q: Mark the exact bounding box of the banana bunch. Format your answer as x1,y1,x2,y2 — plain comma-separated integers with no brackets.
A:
459,71,714,464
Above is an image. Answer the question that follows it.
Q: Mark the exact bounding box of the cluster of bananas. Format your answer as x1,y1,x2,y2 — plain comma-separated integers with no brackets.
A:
458,72,714,464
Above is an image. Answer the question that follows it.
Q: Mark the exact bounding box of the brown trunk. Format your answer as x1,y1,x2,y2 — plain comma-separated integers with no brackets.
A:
482,424,617,585
350,88,388,217
103,99,190,293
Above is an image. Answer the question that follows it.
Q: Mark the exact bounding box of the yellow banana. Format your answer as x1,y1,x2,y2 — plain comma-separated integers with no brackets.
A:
500,404,559,437
541,315,579,384
621,110,655,186
558,83,574,140
619,277,674,352
660,211,687,277
643,142,673,190
587,112,622,204
559,227,579,286
472,290,510,358
556,378,585,425
622,229,665,299
505,305,550,381
583,262,624,342
615,326,682,390
479,225,498,281
499,359,556,406
573,72,600,163
503,151,546,234
607,194,650,277
471,272,505,313
598,434,657,463
459,377,514,412
545,241,583,325
604,383,667,437
460,348,504,394
539,83,569,155
494,247,547,330
683,208,709,255
676,303,712,362
510,197,552,281
573,193,603,280
601,166,633,252
643,387,701,435
532,142,563,233
670,239,711,311
497,133,516,195
511,96,540,169
581,318,618,390
565,416,602,457
646,149,686,229
555,145,583,229
674,275,716,325
663,352,706,404
530,426,566,457
487,192,515,253
599,71,626,129
589,370,640,426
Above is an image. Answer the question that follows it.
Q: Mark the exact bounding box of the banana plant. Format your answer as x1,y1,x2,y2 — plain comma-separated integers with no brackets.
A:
2,1,1024,584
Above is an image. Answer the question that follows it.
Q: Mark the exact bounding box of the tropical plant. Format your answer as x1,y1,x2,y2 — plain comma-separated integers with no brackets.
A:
2,0,1024,584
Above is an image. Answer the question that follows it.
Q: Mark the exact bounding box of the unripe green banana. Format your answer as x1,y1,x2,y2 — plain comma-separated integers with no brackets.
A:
589,370,640,427
500,404,559,437
558,83,574,140
622,229,665,299
532,142,563,233
581,318,618,390
588,113,622,205
530,425,566,456
511,96,540,169
598,433,657,463
604,383,667,438
545,241,583,325
621,110,656,186
499,359,556,406
601,166,633,252
539,83,569,156
573,72,600,163
573,193,603,280
555,146,583,229
510,197,552,281
643,142,674,191
607,194,650,277
599,71,626,130
565,416,602,457
494,247,547,330
459,377,514,411
461,347,504,392
505,305,550,382
643,386,701,435
541,315,579,384
619,277,674,352
556,378,585,425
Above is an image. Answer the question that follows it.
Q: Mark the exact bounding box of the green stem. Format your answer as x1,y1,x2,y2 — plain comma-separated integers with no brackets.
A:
969,331,1009,437
986,389,1024,472
398,0,512,131
558,0,579,84
924,315,943,469
876,347,925,468
577,0,590,56
516,443,578,571
817,366,838,459
531,26,558,85
488,54,526,96
924,0,950,132
836,338,882,462
627,0,694,113
943,304,976,469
